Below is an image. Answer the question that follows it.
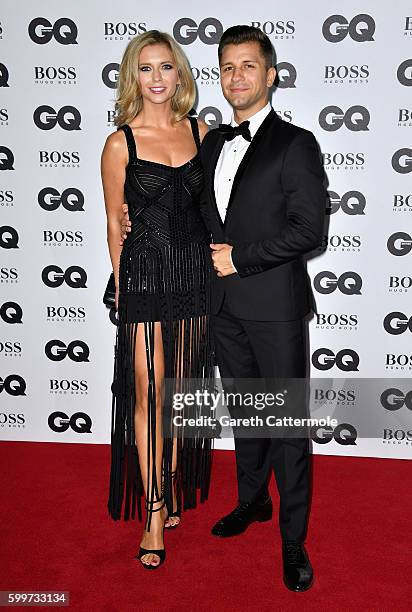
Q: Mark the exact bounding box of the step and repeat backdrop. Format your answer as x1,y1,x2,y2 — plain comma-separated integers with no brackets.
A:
1,0,411,458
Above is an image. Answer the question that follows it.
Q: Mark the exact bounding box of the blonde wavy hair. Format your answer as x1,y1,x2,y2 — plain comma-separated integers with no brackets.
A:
114,30,195,126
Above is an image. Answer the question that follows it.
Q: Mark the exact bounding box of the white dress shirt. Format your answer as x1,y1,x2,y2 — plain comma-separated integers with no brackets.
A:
213,102,272,272
214,102,272,222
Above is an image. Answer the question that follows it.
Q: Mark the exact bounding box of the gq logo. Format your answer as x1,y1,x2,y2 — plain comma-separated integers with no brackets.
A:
380,388,412,411
38,188,84,212
0,302,23,324
42,265,87,288
0,374,26,396
48,411,92,433
322,14,375,43
327,190,366,215
392,149,412,174
0,63,9,87
313,271,362,295
0,226,19,249
383,312,412,335
311,423,357,445
102,63,119,89
28,18,78,45
0,147,14,170
319,105,370,131
33,105,81,131
387,232,412,256
275,62,297,88
173,18,223,45
397,59,412,87
312,348,360,371
197,106,222,129
45,340,90,362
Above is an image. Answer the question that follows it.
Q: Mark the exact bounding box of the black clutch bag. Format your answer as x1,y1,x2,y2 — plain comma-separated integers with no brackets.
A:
103,272,116,307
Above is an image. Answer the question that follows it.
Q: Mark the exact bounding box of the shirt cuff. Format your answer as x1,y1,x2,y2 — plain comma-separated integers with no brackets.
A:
229,250,237,273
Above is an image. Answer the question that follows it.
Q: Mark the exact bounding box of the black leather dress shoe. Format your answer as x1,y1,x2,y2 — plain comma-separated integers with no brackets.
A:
282,540,313,592
211,497,273,537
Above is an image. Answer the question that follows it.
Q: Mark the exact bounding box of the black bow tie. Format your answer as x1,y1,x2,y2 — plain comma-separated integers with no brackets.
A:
218,121,252,142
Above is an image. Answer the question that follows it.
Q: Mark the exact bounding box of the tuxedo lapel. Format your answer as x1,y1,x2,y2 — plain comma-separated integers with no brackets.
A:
224,109,278,226
207,133,225,231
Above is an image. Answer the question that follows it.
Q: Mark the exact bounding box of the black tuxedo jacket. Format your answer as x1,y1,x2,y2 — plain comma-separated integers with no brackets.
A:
200,109,326,321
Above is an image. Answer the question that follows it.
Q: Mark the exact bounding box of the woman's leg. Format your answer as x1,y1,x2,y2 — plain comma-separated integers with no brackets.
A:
134,321,166,567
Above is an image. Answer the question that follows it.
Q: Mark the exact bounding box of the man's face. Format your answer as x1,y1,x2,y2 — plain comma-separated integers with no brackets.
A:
219,41,276,113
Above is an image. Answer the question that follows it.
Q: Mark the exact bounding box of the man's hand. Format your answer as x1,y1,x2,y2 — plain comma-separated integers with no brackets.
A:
120,203,131,245
210,243,236,277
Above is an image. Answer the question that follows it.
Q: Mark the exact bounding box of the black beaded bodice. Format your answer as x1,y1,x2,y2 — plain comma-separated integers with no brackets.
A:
117,118,213,322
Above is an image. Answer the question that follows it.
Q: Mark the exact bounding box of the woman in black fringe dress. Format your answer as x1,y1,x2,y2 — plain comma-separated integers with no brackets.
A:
101,30,214,569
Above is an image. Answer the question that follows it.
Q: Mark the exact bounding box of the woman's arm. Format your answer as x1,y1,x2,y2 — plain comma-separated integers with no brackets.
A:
101,130,128,306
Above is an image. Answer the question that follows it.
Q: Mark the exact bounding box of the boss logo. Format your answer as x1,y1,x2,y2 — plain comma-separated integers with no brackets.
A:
49,379,88,393
312,348,360,371
39,151,80,166
389,276,412,291
319,105,370,131
322,14,375,43
387,232,412,256
250,20,295,36
393,194,412,208
313,388,355,403
102,63,119,89
320,235,361,250
0,341,22,356
322,152,365,167
33,105,81,131
0,226,19,249
392,148,412,174
397,59,412,86
324,64,369,80
46,306,86,320
196,106,222,129
315,314,358,327
42,265,87,288
0,374,26,396
173,18,223,45
103,22,147,38
274,110,293,122
43,230,83,245
311,423,357,445
327,190,366,215
383,312,412,335
380,388,412,411
0,267,18,282
0,413,25,427
386,354,412,368
48,411,92,433
0,147,15,170
0,63,9,87
0,302,23,324
38,187,84,212
313,271,362,295
398,109,412,123
28,17,78,45
0,109,9,122
34,66,77,81
191,66,220,83
0,190,13,204
275,62,297,88
382,429,412,442
44,340,90,362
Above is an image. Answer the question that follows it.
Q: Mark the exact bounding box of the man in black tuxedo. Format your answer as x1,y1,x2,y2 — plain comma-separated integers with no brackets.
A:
200,25,326,592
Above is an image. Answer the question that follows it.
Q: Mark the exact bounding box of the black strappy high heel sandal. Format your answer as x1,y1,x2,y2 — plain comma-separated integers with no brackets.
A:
164,471,181,530
135,497,166,569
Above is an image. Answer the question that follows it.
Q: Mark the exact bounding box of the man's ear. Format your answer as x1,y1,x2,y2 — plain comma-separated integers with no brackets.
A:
267,66,276,87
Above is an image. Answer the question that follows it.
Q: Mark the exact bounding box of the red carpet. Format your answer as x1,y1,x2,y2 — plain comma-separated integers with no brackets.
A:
0,442,411,611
